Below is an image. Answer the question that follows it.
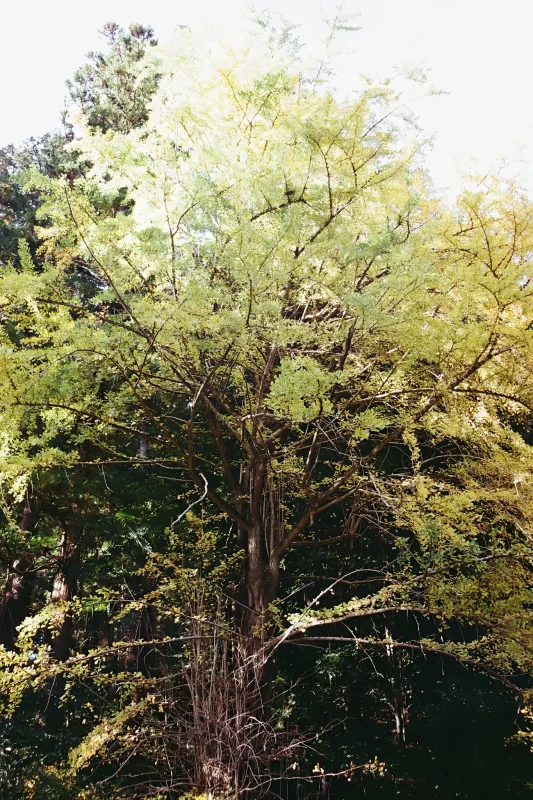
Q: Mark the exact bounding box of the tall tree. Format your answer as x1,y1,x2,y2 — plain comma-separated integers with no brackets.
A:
1,21,533,800
0,133,70,264
66,22,159,134
0,22,158,269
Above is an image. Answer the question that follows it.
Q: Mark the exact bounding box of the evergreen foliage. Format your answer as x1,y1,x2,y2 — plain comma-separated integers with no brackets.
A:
0,22,158,270
66,22,159,134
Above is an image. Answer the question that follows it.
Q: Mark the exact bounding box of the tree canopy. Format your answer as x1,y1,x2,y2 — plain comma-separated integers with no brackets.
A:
1,19,533,800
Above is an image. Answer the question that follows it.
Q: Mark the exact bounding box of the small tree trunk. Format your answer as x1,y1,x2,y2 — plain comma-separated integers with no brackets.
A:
0,500,40,650
44,530,79,732
138,598,163,677
50,531,79,662
385,627,408,745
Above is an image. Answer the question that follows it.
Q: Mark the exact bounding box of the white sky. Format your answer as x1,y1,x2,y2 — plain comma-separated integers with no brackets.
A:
1,0,532,200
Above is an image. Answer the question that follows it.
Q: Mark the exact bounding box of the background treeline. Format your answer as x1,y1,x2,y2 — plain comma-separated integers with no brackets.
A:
1,18,533,800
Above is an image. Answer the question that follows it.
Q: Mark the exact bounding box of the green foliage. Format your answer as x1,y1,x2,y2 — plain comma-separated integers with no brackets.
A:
1,15,533,800
67,22,159,134
266,356,335,421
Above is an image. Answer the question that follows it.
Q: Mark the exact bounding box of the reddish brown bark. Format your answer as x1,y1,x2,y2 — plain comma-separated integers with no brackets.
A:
50,529,79,662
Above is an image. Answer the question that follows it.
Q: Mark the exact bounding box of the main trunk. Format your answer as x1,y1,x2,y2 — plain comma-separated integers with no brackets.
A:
183,460,287,798
236,460,281,641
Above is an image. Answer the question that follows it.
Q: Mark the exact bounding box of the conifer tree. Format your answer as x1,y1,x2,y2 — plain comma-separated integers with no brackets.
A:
66,22,159,134
1,19,533,800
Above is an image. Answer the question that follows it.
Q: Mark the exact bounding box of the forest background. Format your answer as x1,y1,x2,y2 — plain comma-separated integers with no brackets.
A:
2,6,533,800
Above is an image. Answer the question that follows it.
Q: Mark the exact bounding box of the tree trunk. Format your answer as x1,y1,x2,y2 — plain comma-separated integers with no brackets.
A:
0,500,40,650
44,530,79,732
236,460,281,640
50,530,79,662
385,627,408,745
184,446,288,797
